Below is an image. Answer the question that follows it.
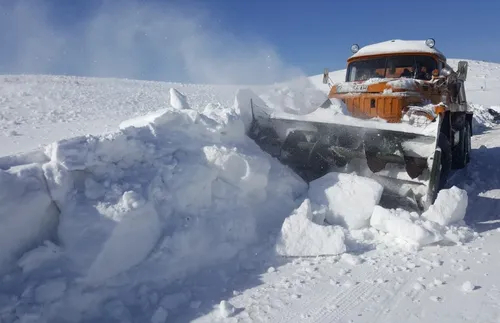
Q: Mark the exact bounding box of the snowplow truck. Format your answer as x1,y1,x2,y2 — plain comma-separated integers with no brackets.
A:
248,39,472,210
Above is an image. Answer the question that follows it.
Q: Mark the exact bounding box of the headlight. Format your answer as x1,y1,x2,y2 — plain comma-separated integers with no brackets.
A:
425,38,435,48
351,44,360,53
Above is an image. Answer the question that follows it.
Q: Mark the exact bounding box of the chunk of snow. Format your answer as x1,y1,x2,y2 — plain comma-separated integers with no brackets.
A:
338,268,350,275
433,279,444,286
219,300,235,318
308,172,383,229
370,206,443,247
443,225,477,244
201,102,247,143
461,281,476,292
275,199,347,257
203,145,270,199
169,88,190,110
413,282,425,291
422,186,468,226
341,254,363,265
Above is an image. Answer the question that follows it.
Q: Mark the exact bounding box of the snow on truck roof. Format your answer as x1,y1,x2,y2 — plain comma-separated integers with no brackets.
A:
349,39,446,60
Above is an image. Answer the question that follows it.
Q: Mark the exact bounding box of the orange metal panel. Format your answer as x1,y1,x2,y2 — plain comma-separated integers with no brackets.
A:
343,96,403,123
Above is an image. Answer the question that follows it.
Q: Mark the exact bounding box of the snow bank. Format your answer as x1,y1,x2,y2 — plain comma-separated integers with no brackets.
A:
309,172,384,230
275,199,346,257
0,88,306,285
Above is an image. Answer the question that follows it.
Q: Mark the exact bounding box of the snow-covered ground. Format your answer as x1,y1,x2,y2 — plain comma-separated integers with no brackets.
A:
0,58,499,323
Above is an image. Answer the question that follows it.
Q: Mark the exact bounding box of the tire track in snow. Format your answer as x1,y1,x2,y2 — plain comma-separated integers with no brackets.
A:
367,273,425,323
271,265,386,323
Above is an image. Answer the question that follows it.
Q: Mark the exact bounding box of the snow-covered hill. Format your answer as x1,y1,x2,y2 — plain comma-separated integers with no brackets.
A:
0,59,499,323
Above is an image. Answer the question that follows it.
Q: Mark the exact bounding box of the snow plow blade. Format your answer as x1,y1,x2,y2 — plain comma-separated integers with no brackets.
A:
248,109,442,211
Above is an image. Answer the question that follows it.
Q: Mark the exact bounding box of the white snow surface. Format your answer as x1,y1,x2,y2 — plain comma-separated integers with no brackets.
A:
350,39,445,59
0,58,499,323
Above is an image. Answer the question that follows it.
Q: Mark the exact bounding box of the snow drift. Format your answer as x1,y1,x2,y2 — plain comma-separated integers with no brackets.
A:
0,88,307,286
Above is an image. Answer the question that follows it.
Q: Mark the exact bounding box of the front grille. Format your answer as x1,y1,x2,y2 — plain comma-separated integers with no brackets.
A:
343,96,403,123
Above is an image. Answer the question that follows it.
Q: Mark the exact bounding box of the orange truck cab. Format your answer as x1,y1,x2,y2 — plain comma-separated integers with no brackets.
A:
323,39,469,126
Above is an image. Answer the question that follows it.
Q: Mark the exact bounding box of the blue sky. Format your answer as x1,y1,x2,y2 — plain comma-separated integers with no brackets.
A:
0,0,499,83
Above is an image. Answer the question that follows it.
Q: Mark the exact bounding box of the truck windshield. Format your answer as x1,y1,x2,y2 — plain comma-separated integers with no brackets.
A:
346,55,438,82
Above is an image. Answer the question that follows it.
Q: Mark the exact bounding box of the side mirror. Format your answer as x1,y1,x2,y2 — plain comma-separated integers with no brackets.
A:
457,60,468,81
322,68,329,84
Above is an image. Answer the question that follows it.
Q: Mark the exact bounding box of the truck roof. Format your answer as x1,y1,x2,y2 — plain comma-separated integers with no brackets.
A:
349,39,446,61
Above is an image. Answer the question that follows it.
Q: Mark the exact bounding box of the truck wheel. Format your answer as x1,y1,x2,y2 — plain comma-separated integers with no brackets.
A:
452,122,471,169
